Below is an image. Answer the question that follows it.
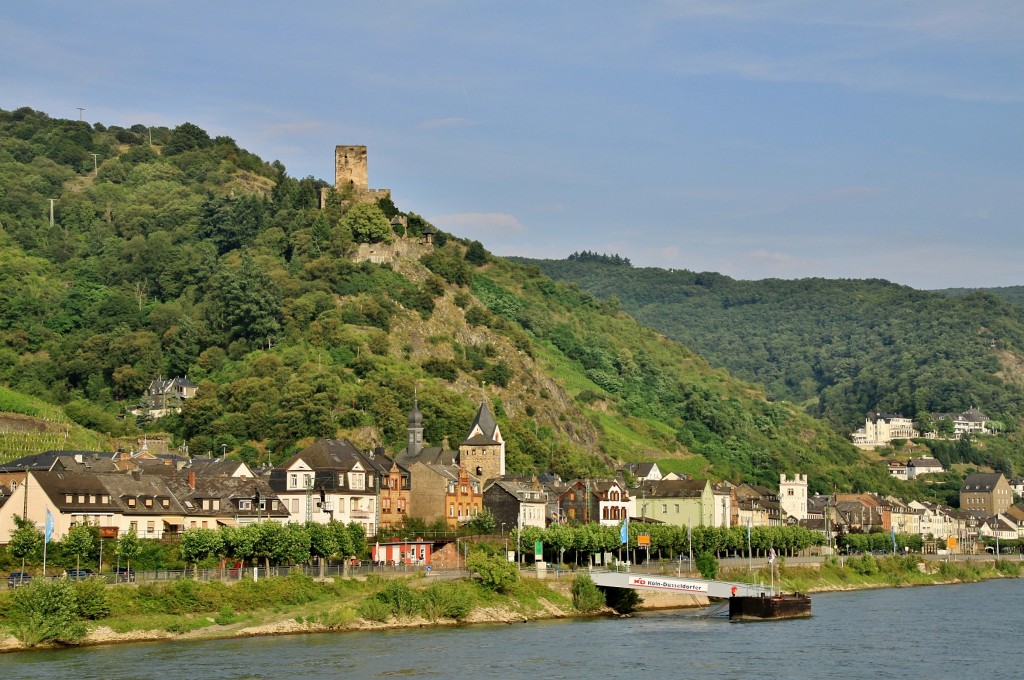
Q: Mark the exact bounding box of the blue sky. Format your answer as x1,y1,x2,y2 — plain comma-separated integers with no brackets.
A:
3,1,1022,289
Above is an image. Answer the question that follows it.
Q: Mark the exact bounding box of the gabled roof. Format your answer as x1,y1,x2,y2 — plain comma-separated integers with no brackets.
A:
961,473,1006,493
461,433,499,447
908,457,942,468
0,450,119,474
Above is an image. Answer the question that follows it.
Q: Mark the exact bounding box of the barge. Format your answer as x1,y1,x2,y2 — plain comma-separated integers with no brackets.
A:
728,593,812,621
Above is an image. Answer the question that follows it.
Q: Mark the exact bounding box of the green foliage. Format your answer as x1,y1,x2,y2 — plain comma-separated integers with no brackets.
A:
343,203,392,244
520,257,1024,437
357,597,393,622
466,507,497,535
464,240,489,266
695,551,718,579
9,515,43,562
61,524,95,569
421,580,475,621
466,552,520,593
603,586,642,614
7,578,87,647
570,573,606,612
72,576,110,619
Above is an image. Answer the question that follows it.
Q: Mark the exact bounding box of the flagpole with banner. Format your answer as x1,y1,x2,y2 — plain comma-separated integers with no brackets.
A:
768,544,776,594
619,515,629,570
43,508,54,576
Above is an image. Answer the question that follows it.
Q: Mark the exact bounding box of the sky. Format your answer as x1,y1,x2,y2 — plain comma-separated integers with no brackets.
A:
2,1,1022,289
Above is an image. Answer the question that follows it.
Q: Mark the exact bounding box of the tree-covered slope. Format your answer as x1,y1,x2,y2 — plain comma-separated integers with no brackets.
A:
514,254,1024,436
0,106,907,495
934,286,1024,308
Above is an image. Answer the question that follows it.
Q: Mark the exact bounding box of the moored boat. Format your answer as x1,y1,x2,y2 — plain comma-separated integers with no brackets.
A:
728,592,812,621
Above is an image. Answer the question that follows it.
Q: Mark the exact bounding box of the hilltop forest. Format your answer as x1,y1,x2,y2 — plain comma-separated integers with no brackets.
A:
0,106,1003,504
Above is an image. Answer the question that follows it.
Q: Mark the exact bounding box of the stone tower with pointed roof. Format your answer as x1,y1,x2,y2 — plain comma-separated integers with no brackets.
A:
459,401,505,482
407,395,424,457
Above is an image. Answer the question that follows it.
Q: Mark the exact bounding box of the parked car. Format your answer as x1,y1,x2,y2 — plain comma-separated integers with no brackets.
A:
65,568,96,580
111,567,136,582
7,572,32,588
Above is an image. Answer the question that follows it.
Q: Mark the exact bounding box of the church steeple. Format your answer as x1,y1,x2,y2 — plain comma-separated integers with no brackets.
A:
407,390,424,457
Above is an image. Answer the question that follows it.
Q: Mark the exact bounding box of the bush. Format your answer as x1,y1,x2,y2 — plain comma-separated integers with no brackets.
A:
604,587,642,615
73,576,110,619
357,597,393,623
570,573,605,613
421,581,475,621
7,578,87,647
466,552,520,593
695,551,718,580
373,580,421,618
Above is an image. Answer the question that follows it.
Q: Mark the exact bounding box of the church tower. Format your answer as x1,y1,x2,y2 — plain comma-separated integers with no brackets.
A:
779,473,808,522
407,394,424,457
458,401,505,481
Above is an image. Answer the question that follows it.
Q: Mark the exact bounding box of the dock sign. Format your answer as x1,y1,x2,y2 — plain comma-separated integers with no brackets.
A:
627,576,708,594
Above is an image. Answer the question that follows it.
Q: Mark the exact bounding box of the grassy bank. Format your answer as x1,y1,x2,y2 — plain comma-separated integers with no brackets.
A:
0,569,582,651
721,555,1023,593
3,556,1019,651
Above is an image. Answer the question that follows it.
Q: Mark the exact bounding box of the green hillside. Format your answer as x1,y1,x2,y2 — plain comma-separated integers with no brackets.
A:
0,106,931,496
934,286,1024,308
514,254,1024,440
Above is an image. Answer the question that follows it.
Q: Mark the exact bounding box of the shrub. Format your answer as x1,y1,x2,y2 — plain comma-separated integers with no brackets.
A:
421,581,475,621
604,587,642,615
695,551,718,580
466,552,520,594
214,605,237,626
570,573,605,613
73,576,110,619
373,580,421,618
357,597,393,623
7,578,87,647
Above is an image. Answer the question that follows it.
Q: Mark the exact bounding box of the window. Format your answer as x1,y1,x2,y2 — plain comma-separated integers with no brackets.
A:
303,473,312,488
78,494,86,503
662,504,667,513
146,521,155,534
65,494,73,503
238,500,252,510
289,473,297,488
127,498,136,508
161,498,170,508
89,494,96,503
349,473,365,490
101,495,110,504
569,491,576,501
449,504,455,518
382,497,391,512
144,497,153,508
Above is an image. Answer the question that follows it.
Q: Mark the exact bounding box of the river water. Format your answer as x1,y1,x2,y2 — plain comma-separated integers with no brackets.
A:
4,579,1023,679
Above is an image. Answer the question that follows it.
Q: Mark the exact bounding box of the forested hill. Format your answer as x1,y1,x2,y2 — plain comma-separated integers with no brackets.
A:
513,255,1024,435
0,106,891,494
934,286,1024,308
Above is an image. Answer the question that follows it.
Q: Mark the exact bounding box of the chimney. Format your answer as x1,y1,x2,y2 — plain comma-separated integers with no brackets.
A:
74,454,83,464
374,447,384,458
188,470,196,490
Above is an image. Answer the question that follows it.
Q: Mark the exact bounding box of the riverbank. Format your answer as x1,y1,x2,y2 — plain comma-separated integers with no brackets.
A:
1,556,1019,653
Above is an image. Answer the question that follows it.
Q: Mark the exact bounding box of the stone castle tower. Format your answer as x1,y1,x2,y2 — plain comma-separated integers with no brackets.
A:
458,401,505,482
779,473,808,522
329,145,390,207
335,145,369,192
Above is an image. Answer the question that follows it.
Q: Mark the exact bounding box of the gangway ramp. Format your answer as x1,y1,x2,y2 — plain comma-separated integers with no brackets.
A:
589,570,772,599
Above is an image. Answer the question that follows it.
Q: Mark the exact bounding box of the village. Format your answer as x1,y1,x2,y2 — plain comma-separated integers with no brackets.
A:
1,394,1022,575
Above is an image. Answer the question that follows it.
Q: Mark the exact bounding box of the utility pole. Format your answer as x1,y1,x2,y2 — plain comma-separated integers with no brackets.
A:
49,199,56,228
91,153,99,176
76,107,85,121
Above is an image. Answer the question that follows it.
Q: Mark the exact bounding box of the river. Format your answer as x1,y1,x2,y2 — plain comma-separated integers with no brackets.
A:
3,579,1023,679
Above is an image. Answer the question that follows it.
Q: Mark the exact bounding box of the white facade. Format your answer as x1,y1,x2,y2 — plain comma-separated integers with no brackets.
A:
779,474,807,521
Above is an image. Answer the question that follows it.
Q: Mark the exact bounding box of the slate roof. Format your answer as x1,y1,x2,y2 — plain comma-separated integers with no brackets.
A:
961,473,1006,493
0,451,120,474
468,401,498,440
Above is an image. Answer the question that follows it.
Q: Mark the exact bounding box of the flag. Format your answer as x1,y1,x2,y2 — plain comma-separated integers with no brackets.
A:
44,509,54,544
746,517,751,543
620,515,629,545
768,545,776,564
891,527,897,551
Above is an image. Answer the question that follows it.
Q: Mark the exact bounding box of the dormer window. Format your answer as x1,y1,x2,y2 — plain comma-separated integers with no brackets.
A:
127,498,136,508
144,498,153,508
